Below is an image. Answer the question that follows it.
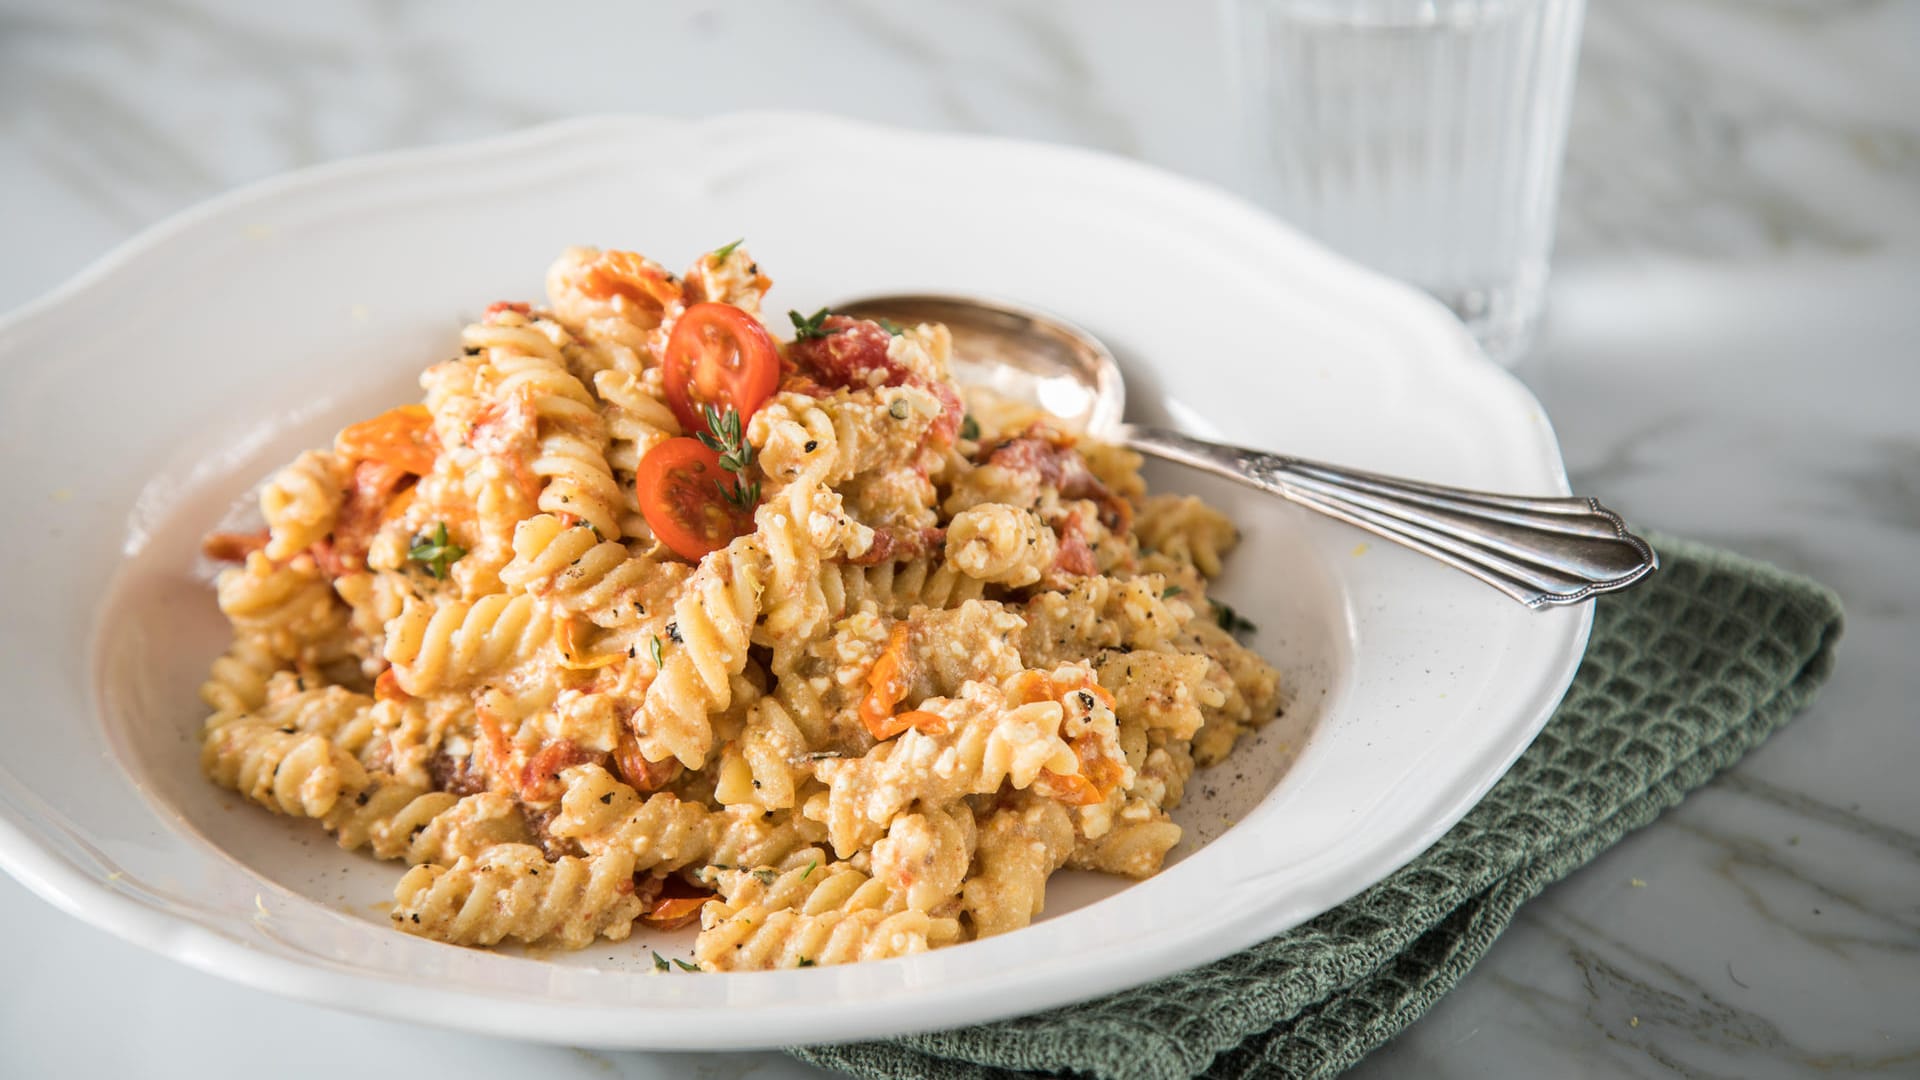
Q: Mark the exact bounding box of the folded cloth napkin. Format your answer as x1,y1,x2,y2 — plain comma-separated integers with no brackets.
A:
791,534,1845,1080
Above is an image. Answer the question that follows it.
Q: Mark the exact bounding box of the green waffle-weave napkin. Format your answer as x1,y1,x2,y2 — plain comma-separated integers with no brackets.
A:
790,534,1844,1080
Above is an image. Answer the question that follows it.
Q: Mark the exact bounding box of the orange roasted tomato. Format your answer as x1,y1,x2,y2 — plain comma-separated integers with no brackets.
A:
633,437,754,560
661,303,779,432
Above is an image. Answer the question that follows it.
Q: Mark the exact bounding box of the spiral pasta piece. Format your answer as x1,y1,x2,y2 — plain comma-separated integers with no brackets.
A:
1018,574,1189,660
202,715,368,818
392,843,643,949
259,449,345,561
592,369,680,537
546,764,714,870
1067,811,1184,880
325,777,531,864
500,514,666,628
945,502,1056,587
1135,493,1238,578
382,593,552,695
705,806,831,870
1095,649,1221,741
467,311,625,539
962,793,1075,938
215,552,348,665
713,697,812,811
544,246,680,358
749,387,939,488
198,636,281,714
811,681,1078,856
681,242,770,313
869,803,977,914
694,848,956,970
634,538,765,767
821,559,986,620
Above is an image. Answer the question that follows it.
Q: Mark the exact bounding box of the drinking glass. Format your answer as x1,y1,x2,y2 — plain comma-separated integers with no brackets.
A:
1231,0,1587,363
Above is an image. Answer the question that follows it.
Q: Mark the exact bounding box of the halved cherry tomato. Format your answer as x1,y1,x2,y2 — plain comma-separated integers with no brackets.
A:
612,732,682,792
336,404,439,476
643,894,710,931
641,875,715,930
858,626,948,740
661,303,779,432
1035,769,1106,807
634,437,754,560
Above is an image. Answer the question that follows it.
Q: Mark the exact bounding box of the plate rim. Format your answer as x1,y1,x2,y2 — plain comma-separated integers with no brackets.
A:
0,111,1592,1048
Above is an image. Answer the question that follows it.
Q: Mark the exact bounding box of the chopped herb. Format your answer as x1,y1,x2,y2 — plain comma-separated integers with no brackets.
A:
797,957,816,968
652,951,671,972
804,751,844,761
710,238,744,261
751,868,778,885
1161,585,1184,599
959,413,980,441
888,398,911,420
788,307,839,341
876,317,906,336
673,957,701,972
1214,600,1258,637
649,635,664,668
406,523,466,580
802,858,818,881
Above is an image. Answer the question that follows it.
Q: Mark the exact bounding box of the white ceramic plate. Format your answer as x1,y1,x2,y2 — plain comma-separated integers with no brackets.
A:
0,114,1587,1049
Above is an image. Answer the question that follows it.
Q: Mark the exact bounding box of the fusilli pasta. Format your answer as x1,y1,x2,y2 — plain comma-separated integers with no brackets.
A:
195,243,1283,968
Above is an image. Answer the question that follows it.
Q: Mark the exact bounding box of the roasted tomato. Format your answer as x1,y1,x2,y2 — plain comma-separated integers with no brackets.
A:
634,437,754,560
660,303,780,432
335,403,438,476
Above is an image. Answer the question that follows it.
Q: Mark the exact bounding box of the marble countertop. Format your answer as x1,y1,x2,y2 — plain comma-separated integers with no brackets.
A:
4,1,1915,1076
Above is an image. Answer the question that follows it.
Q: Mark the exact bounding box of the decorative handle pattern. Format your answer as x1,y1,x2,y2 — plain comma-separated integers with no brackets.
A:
1122,426,1656,609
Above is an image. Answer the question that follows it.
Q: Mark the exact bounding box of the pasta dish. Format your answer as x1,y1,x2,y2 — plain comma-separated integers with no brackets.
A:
196,244,1282,970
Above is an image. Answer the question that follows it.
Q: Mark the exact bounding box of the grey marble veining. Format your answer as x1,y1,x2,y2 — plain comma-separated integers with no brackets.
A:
3,1,1916,1077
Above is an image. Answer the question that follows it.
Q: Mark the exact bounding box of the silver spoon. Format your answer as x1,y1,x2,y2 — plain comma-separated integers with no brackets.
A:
833,293,1655,609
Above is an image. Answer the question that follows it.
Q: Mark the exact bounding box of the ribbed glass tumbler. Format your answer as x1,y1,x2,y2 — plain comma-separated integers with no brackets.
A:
1232,0,1587,363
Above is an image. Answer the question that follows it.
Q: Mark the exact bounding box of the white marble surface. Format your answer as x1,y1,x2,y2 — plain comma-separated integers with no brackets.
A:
3,0,1916,1076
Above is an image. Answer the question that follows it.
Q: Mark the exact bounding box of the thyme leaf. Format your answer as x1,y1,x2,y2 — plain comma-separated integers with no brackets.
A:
406,523,466,580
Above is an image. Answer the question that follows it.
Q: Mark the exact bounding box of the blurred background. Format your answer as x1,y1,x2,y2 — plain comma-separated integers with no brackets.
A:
3,2,1916,1077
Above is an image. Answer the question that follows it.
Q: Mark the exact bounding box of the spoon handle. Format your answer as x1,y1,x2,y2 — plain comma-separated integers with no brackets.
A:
1119,425,1657,609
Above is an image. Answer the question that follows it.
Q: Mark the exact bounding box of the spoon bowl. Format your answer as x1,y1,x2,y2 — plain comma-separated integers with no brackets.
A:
834,292,1657,609
837,293,1126,437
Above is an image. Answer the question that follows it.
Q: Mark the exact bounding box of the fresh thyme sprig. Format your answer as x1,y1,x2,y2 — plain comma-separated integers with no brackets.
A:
788,307,839,341
698,403,761,510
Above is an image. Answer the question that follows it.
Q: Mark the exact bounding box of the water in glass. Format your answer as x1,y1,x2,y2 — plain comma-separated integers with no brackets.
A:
1234,0,1587,363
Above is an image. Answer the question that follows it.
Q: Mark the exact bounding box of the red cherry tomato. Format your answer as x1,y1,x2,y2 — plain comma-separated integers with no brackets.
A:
661,303,779,432
634,437,754,560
